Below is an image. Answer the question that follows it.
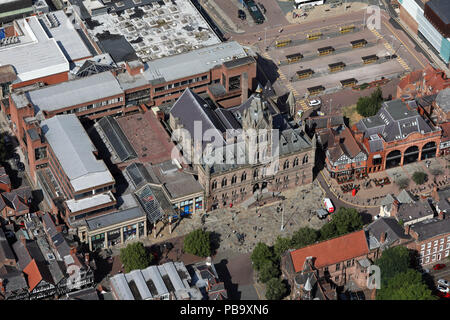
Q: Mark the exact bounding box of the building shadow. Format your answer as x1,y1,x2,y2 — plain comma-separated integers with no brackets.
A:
214,259,241,300
359,210,374,225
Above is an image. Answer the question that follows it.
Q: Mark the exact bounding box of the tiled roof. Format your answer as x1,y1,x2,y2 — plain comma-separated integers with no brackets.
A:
290,230,369,272
23,259,43,292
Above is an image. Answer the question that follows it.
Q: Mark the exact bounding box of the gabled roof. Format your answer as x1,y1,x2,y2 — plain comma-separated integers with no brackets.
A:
23,259,46,292
290,230,370,273
0,166,11,186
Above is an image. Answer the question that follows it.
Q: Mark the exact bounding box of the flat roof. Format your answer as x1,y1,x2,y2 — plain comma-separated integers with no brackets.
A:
27,72,123,112
116,111,177,165
41,114,115,192
426,0,450,25
143,41,249,83
84,0,221,62
65,191,115,213
86,203,145,231
0,16,69,82
38,11,92,62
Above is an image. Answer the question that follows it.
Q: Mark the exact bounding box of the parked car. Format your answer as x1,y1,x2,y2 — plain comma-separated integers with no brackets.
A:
437,279,450,287
308,99,321,107
437,285,449,293
433,264,446,270
238,9,246,20
17,162,25,171
356,291,365,300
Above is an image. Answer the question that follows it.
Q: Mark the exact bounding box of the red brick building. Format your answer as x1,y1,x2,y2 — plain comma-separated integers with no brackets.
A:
352,99,442,174
282,230,377,289
396,65,450,100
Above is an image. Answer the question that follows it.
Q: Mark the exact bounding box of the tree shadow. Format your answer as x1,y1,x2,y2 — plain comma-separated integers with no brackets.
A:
209,231,221,256
214,259,241,300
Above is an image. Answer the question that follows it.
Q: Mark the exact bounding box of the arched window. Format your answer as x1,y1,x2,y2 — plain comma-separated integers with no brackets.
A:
293,158,299,167
303,155,308,164
253,169,258,178
231,175,237,184
241,172,247,182
283,160,289,170
221,178,227,187
212,180,217,190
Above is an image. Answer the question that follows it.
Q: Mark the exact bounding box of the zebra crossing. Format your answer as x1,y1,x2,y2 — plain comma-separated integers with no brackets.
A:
370,28,411,71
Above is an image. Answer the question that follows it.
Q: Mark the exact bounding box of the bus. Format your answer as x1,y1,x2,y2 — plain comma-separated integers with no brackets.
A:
339,25,355,34
307,32,322,40
328,62,345,72
362,54,378,64
324,198,334,213
286,53,303,63
351,39,367,49
275,39,291,47
243,0,265,24
296,69,314,79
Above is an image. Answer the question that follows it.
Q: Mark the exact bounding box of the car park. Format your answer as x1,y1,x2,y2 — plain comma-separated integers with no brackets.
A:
433,264,446,270
308,99,321,107
437,279,450,287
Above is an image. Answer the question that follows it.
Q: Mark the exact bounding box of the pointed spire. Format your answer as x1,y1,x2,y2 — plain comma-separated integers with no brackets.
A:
255,83,263,95
304,276,312,291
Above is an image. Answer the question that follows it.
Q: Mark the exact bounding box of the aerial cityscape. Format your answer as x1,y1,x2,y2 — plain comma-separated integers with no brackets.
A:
0,0,449,304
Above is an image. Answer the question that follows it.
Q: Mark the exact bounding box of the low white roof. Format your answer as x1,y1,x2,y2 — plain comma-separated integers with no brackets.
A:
28,72,123,112
0,16,69,82
65,191,115,213
41,114,115,192
143,41,248,83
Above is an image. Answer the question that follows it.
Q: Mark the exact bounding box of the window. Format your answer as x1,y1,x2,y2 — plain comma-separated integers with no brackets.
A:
432,254,436,262
283,160,289,170
426,249,430,255
420,251,424,257
447,243,450,249
434,240,438,247
439,245,444,252
253,169,258,179
447,236,450,242
231,175,237,184
427,242,431,248
303,155,308,164
293,158,299,167
211,180,217,190
440,238,445,244
324,266,328,272
221,178,227,187
421,244,425,250
433,247,437,254
335,276,340,282
437,254,442,261
425,256,430,263
346,260,351,267
335,263,340,271
445,250,449,258
241,172,247,181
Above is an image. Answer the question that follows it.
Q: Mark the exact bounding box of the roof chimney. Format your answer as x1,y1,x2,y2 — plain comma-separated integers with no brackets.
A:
404,224,410,236
391,200,400,217
70,247,77,255
431,186,439,201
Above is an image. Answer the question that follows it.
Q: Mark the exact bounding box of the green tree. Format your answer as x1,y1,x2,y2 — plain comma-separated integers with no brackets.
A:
273,236,293,260
183,229,211,257
375,246,411,285
376,269,436,300
332,207,363,236
258,260,280,284
356,87,383,117
120,242,153,273
395,178,410,189
251,242,274,271
291,227,319,249
412,171,427,185
319,221,338,241
265,278,287,300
